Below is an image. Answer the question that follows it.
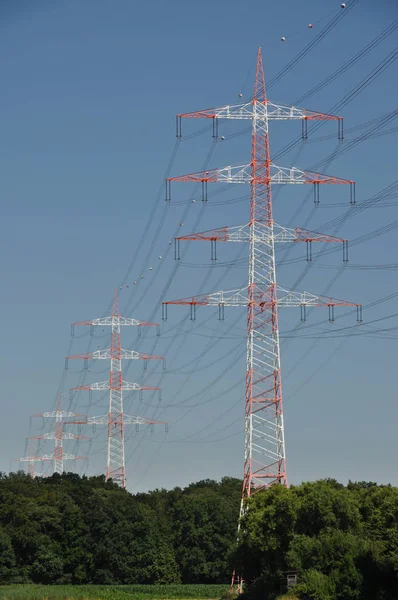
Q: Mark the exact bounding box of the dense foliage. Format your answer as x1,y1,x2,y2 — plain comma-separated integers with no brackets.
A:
235,479,398,600
1,473,398,599
0,472,241,586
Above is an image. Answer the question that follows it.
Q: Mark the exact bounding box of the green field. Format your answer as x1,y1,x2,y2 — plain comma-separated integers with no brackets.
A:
0,584,229,600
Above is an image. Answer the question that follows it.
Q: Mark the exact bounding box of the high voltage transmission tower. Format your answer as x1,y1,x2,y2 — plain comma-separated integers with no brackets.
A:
65,290,167,489
15,443,51,478
16,395,88,476
162,47,362,546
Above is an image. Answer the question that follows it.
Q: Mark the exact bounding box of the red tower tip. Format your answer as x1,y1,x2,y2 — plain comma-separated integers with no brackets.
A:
112,288,120,318
254,47,267,103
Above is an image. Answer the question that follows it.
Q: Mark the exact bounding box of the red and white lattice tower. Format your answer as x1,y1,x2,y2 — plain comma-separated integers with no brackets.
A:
24,395,88,475
15,453,51,477
162,49,362,522
66,290,167,489
14,443,52,478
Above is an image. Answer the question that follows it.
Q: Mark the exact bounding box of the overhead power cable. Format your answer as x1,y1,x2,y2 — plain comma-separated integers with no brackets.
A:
266,0,360,91
294,18,398,104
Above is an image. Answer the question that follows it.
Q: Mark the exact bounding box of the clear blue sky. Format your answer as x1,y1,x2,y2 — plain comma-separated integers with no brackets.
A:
1,0,397,492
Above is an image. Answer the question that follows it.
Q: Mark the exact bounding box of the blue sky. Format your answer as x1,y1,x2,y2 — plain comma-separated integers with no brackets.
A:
0,0,397,492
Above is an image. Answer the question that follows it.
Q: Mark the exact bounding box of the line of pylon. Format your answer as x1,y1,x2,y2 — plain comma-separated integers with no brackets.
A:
17,290,167,490
16,394,88,476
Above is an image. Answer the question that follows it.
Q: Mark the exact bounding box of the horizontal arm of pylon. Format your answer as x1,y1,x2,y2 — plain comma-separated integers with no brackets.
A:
64,417,104,426
167,164,251,184
163,285,362,322
174,223,348,262
175,223,346,244
277,287,362,322
272,165,353,185
16,455,53,463
176,225,231,242
66,349,164,361
65,415,167,427
18,451,87,462
123,414,168,426
62,454,88,461
27,433,91,441
166,163,355,204
164,287,249,307
293,228,346,243
72,317,159,328
72,380,160,392
32,410,85,419
177,101,341,121
164,286,360,308
167,163,354,186
176,100,343,140
277,287,360,308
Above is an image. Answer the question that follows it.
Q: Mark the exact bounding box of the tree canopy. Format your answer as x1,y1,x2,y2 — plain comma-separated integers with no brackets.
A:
235,479,398,600
0,473,397,598
0,472,241,586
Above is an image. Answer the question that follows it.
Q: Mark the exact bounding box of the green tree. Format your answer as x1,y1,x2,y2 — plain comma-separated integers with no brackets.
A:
30,547,64,584
237,479,398,600
0,527,16,583
172,479,241,583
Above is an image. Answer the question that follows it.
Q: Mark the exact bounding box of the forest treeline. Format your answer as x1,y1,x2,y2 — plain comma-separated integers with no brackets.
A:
0,473,241,586
236,479,398,600
0,473,397,600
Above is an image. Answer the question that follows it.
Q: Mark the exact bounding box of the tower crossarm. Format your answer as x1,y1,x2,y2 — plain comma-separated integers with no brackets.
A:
168,164,251,184
277,287,362,323
270,165,353,186
32,410,85,419
175,223,346,243
66,415,109,426
66,349,164,361
276,287,359,308
163,286,362,322
17,454,53,463
164,287,249,308
166,164,355,204
293,228,346,243
65,414,167,429
176,225,232,242
123,415,168,427
162,288,247,321
176,101,342,139
163,286,360,308
168,164,353,185
67,350,111,361
120,350,164,361
72,317,158,328
61,454,87,461
174,223,348,262
72,380,160,392
27,432,90,441
178,102,341,121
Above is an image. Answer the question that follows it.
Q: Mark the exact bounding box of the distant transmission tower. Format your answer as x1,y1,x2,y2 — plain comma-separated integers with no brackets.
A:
23,395,88,475
162,49,361,516
15,443,51,478
65,290,167,489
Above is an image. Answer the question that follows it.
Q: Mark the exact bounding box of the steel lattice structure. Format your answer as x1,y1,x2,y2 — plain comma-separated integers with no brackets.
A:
66,290,167,489
16,452,52,478
163,49,361,519
14,443,52,478
18,395,88,475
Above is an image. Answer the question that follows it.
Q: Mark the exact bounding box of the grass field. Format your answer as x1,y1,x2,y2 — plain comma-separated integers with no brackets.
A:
0,584,229,600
